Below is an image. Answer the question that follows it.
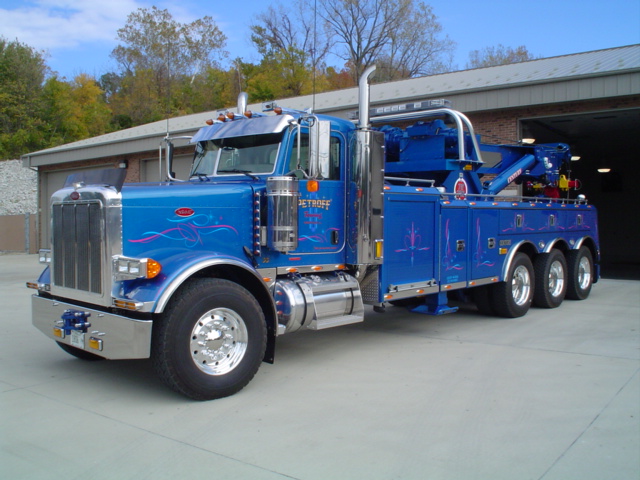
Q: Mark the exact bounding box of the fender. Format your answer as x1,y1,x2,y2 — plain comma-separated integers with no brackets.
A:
118,251,275,316
543,238,569,253
148,252,279,364
500,240,537,280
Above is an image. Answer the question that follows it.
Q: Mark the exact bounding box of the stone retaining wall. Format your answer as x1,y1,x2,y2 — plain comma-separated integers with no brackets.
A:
0,159,37,216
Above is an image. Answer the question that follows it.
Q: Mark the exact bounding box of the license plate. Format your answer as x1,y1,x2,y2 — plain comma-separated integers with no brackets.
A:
70,330,85,349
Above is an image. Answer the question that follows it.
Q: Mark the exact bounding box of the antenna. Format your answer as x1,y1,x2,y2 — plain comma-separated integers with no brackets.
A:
312,0,317,112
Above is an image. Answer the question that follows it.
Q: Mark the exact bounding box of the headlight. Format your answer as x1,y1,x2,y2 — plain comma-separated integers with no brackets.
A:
39,249,52,264
113,256,162,280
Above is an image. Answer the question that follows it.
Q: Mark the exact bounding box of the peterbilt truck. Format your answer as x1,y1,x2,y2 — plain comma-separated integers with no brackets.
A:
29,67,599,400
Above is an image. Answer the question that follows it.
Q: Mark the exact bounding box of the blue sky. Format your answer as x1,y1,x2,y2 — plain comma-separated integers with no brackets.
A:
1,0,638,79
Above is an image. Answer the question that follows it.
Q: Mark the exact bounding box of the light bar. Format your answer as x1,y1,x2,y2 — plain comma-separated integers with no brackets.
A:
349,99,452,120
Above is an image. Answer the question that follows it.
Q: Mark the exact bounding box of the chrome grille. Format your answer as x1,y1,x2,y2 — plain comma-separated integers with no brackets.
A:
52,202,103,294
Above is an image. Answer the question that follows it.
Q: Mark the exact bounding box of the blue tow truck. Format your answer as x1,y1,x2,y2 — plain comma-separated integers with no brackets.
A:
29,66,599,399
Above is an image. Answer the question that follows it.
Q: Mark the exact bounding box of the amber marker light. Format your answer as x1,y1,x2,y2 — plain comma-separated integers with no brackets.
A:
274,107,283,115
307,180,320,192
205,119,214,125
146,259,162,279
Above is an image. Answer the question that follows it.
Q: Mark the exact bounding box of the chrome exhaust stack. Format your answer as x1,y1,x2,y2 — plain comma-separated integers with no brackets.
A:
237,92,248,115
358,65,376,129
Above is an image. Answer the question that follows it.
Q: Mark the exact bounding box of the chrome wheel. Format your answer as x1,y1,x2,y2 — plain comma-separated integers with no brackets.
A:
190,307,248,376
511,264,532,306
566,247,594,301
548,259,565,297
577,256,592,291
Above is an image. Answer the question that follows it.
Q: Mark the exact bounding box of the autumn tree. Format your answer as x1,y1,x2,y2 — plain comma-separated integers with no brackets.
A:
109,6,228,122
467,44,538,69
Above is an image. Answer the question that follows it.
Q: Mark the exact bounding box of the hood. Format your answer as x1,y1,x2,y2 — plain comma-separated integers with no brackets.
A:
121,181,260,260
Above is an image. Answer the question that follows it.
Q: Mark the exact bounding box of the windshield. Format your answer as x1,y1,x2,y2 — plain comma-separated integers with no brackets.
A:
191,132,282,178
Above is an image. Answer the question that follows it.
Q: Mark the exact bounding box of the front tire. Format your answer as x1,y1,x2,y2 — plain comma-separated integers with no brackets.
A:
492,252,534,318
152,278,267,400
533,249,567,308
566,247,594,300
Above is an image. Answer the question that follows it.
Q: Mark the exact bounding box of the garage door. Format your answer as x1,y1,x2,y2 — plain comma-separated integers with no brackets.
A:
141,154,192,182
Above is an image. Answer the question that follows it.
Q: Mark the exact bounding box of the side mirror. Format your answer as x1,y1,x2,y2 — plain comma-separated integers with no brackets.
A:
165,140,175,179
309,119,331,179
161,135,191,182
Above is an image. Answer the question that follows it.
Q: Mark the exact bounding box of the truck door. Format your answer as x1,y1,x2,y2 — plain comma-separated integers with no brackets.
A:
290,133,346,262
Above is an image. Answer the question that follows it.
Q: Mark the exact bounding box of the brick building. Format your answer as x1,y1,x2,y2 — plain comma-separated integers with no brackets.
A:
22,45,640,274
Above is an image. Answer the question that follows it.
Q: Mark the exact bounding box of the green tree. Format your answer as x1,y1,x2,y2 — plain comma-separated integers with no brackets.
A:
41,74,112,145
467,45,538,69
71,74,112,137
0,38,49,159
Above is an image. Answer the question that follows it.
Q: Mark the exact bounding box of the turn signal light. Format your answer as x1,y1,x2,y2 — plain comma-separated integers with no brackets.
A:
307,180,319,192
146,259,162,279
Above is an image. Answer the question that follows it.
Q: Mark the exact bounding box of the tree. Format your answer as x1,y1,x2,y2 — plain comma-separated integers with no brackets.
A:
250,2,332,72
467,44,538,69
319,0,454,82
0,38,49,159
248,2,333,99
110,7,228,118
41,74,112,146
375,2,455,81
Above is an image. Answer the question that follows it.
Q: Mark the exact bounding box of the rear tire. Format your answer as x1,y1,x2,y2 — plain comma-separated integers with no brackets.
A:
152,278,267,400
492,252,534,318
566,247,594,300
533,249,567,308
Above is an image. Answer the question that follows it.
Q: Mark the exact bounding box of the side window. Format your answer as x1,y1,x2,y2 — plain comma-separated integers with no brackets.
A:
289,134,342,180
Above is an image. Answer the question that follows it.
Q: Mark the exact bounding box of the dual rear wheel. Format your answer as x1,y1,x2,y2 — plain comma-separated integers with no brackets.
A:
474,247,594,318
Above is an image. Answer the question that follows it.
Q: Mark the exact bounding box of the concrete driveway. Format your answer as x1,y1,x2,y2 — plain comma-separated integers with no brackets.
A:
1,254,638,480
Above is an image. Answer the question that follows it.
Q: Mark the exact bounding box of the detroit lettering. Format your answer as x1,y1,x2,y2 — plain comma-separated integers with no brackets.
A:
298,198,332,210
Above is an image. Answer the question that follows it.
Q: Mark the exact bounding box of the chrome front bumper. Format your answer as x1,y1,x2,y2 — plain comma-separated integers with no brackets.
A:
32,295,152,360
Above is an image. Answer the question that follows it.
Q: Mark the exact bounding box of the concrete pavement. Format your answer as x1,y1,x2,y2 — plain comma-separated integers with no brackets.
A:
1,254,638,480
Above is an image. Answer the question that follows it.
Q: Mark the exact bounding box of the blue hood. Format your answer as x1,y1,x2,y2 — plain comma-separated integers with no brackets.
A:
121,181,259,261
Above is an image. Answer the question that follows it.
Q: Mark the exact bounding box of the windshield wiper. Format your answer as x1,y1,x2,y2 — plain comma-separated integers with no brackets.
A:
217,169,260,181
189,173,210,181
